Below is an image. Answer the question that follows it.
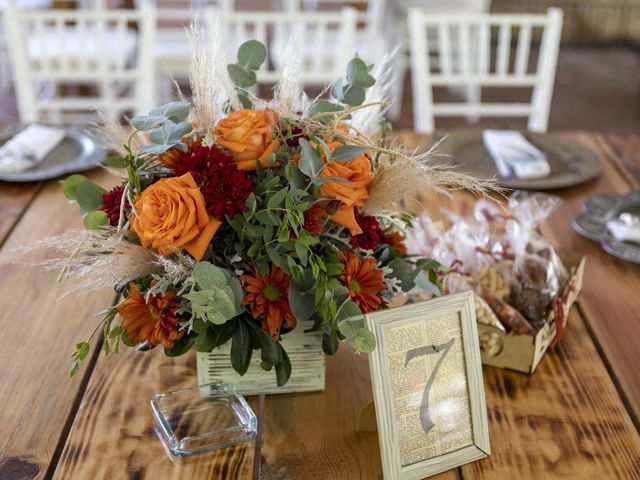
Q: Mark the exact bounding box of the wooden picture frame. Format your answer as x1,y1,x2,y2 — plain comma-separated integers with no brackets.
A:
366,291,490,479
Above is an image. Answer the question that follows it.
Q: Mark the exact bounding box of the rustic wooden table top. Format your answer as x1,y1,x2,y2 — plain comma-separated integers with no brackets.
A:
0,131,639,480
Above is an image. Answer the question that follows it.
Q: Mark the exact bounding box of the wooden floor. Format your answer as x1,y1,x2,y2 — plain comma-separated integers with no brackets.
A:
0,46,637,133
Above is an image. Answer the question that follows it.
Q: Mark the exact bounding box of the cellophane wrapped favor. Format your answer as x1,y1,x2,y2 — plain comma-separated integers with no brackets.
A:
407,191,568,336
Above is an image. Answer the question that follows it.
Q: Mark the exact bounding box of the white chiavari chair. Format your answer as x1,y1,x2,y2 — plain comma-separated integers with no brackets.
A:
283,0,386,59
4,5,156,124
208,6,357,86
408,7,563,133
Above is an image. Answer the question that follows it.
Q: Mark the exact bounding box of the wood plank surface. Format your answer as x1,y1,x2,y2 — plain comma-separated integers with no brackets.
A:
463,309,640,478
0,169,118,480
596,133,640,187
52,349,256,480
259,347,458,480
0,182,41,246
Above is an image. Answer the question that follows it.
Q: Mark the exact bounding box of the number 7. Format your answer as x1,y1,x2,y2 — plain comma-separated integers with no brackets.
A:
405,338,455,433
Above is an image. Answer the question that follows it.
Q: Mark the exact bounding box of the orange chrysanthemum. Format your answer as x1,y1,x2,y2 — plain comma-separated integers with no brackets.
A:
339,251,384,313
384,230,408,254
241,265,297,339
117,282,183,348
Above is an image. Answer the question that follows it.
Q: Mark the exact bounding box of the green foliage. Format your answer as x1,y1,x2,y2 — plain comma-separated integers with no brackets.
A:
61,174,108,230
231,319,252,375
227,40,267,107
182,262,244,325
131,100,193,155
83,210,109,230
69,341,90,377
336,301,375,353
331,57,376,107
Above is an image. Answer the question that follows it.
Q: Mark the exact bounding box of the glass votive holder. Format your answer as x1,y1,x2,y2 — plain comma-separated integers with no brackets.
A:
151,381,257,457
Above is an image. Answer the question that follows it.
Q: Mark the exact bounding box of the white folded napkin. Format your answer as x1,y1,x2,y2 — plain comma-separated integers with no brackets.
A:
483,129,551,180
607,213,640,245
0,124,66,173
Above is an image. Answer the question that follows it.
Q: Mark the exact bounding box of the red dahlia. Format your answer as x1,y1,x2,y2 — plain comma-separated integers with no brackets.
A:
175,144,255,218
174,143,231,179
350,212,383,250
100,185,128,226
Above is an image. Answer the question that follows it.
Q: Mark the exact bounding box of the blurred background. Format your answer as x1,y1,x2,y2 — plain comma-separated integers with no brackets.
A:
0,0,638,133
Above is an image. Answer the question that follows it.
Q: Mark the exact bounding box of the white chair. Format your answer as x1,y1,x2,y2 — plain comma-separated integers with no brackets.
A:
143,0,232,76
283,0,386,60
208,7,357,86
3,6,156,124
408,8,564,133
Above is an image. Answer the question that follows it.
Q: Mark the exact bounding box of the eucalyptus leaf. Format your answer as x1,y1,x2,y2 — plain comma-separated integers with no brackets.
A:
149,101,191,123
330,78,344,101
130,115,166,131
75,181,106,212
83,210,109,230
288,284,315,321
298,138,325,178
61,174,88,201
237,40,267,70
332,145,367,161
342,84,366,107
227,64,257,88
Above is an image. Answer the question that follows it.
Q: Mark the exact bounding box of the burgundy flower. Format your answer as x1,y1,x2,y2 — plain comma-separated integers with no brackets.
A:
174,143,231,180
100,185,128,226
172,143,255,219
350,212,383,251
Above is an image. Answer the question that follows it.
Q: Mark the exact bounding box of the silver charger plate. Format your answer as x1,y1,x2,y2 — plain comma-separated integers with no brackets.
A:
0,125,107,182
573,190,640,264
436,129,602,190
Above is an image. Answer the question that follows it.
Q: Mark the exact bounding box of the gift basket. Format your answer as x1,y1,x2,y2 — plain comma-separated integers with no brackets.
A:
407,192,585,374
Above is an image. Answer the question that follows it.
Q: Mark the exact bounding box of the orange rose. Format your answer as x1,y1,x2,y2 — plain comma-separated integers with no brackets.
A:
319,142,372,207
317,142,372,235
215,109,280,170
130,172,221,261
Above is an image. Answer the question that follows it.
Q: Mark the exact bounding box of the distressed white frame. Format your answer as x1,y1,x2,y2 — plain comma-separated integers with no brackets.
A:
408,8,564,133
366,291,490,480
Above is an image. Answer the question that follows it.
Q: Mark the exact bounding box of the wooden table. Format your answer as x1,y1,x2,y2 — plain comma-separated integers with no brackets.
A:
1,131,639,480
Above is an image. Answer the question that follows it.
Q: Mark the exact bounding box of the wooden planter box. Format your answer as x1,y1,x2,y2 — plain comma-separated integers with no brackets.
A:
477,255,585,374
197,327,325,396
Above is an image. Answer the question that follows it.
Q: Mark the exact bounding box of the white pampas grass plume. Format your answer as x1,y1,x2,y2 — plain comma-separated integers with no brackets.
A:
92,111,144,157
188,14,240,131
271,38,304,116
350,49,397,136
363,140,500,214
3,228,194,298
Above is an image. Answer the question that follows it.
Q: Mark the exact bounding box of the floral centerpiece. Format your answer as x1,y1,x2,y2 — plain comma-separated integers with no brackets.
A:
43,34,488,386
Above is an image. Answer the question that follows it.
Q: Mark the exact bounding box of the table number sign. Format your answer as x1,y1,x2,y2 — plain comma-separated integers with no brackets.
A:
366,291,490,479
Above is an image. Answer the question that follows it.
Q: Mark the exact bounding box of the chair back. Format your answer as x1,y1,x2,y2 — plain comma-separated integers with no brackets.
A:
207,7,357,85
283,0,385,39
408,8,564,133
4,5,156,124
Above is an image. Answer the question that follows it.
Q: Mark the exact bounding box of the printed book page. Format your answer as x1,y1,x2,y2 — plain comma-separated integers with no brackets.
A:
383,312,473,467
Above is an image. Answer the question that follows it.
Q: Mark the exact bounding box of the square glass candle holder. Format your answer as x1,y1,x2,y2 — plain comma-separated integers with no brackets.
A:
151,381,257,457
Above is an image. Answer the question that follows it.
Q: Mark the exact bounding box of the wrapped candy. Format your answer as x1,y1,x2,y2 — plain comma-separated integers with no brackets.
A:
407,191,566,335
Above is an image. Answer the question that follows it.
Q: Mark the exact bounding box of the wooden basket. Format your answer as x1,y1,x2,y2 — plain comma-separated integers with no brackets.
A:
196,327,325,396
